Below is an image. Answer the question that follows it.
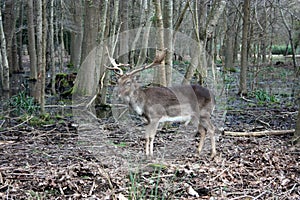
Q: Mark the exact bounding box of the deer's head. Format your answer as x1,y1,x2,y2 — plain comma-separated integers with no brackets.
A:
106,48,167,102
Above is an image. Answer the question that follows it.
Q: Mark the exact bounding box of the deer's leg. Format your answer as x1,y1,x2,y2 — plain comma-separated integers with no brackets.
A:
145,121,159,157
145,137,150,156
197,124,206,155
209,122,216,158
200,117,216,158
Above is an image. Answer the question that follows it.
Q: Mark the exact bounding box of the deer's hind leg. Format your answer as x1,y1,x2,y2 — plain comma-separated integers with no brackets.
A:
197,124,206,155
145,120,159,157
198,116,216,158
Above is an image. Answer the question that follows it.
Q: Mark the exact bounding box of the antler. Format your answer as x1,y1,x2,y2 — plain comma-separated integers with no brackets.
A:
105,47,129,76
127,48,167,76
106,47,167,77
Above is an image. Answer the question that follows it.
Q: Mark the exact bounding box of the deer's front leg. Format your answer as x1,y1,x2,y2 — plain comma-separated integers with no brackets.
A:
199,117,216,158
197,124,206,154
145,121,159,157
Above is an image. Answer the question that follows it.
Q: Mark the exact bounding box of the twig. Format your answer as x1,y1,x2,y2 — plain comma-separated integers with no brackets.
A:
89,180,96,196
253,190,268,200
44,104,84,108
97,166,114,190
211,167,228,181
115,107,129,121
85,94,97,109
224,129,295,137
240,94,254,102
7,115,34,130
229,194,255,200
58,183,64,195
257,119,270,127
0,120,5,128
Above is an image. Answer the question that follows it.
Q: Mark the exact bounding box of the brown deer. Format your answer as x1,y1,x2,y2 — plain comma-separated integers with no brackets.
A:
107,49,216,158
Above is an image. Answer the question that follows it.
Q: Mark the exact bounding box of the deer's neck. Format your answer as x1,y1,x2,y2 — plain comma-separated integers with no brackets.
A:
128,88,146,116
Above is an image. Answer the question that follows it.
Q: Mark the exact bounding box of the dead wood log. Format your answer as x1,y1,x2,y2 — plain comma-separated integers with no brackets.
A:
224,129,295,137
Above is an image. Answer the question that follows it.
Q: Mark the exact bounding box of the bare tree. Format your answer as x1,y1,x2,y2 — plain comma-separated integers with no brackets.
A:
50,0,56,94
184,0,226,85
239,0,250,95
3,0,16,74
163,0,173,86
119,0,129,64
294,104,300,147
69,2,83,69
224,3,240,72
41,0,47,112
278,1,298,74
36,0,43,105
153,0,167,86
27,0,37,81
0,8,9,91
17,0,24,72
135,0,152,66
74,0,108,96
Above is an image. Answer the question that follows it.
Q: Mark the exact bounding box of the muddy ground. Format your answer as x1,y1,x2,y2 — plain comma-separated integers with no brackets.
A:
0,64,299,199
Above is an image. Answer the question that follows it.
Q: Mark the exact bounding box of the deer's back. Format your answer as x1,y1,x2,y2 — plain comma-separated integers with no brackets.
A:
141,84,214,120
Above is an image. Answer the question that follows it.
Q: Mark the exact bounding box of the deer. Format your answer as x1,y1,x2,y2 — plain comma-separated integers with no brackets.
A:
106,49,216,158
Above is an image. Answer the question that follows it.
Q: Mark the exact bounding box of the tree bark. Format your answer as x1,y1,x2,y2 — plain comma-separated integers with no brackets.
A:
58,0,65,72
27,0,37,81
74,0,106,96
239,0,250,95
135,0,151,66
50,0,56,94
294,105,300,146
173,1,189,35
153,0,166,87
36,0,43,105
0,8,10,91
3,0,16,74
163,0,173,86
70,1,83,69
184,0,226,85
17,1,24,72
40,0,47,113
119,0,129,64
279,7,298,74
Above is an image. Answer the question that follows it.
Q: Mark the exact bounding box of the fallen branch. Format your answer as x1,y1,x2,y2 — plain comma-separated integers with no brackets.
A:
224,129,295,137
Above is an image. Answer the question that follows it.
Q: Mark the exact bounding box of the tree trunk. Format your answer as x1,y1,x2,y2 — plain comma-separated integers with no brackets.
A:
27,0,37,81
136,20,152,67
153,0,166,87
17,1,24,72
70,1,83,69
224,6,239,72
3,0,16,74
163,0,173,86
80,0,101,64
279,3,298,74
100,0,115,105
36,0,43,105
184,0,226,85
40,0,47,113
119,0,129,64
294,105,300,146
0,8,10,91
50,0,56,95
59,0,65,72
135,0,151,66
173,1,189,34
74,0,104,96
239,0,250,95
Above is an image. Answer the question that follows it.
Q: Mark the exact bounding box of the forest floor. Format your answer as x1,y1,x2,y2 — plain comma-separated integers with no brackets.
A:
0,64,299,199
